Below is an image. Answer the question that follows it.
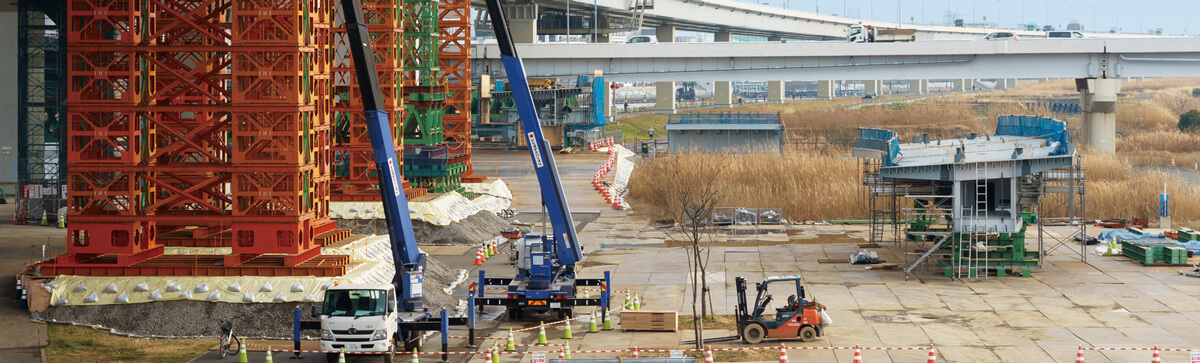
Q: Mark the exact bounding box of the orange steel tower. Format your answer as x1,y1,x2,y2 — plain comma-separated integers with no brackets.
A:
47,0,347,276
438,0,485,183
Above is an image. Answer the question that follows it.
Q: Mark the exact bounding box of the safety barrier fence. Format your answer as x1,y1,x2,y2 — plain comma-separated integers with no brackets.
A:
592,147,625,210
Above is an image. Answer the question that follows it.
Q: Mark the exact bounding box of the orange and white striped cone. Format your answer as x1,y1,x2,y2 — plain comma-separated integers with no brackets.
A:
473,248,485,266
1171,158,1176,167
704,346,714,363
1076,345,1085,363
558,347,565,359
852,344,862,363
778,345,789,363
1151,345,1161,362
926,344,936,363
631,346,639,358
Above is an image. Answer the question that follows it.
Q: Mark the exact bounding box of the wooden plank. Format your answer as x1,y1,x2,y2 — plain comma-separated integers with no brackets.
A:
620,310,678,332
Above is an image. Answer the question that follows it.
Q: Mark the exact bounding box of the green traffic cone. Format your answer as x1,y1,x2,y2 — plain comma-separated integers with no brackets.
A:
338,348,347,363
56,213,65,229
564,341,572,359
505,328,516,351
410,351,419,363
483,243,491,258
623,294,631,308
264,346,273,363
236,344,248,363
602,312,614,330
582,290,589,299
40,210,47,226
537,322,548,345
563,319,573,339
633,295,641,310
491,344,501,363
588,313,598,333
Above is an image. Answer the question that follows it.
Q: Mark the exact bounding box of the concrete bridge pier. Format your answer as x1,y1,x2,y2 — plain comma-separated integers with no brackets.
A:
1077,78,1122,154
713,81,732,107
715,31,732,42
767,81,785,103
953,79,973,92
817,80,834,99
995,78,1009,89
506,4,539,43
656,25,676,42
656,81,677,114
864,80,883,95
909,79,928,94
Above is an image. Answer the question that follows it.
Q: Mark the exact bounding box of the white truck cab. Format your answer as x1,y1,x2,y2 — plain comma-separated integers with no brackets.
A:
314,284,399,363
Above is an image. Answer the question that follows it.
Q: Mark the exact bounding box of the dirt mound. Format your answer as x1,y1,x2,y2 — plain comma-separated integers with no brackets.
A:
336,211,509,245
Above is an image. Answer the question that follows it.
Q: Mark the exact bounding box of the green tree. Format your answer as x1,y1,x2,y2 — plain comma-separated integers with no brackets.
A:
1180,110,1200,132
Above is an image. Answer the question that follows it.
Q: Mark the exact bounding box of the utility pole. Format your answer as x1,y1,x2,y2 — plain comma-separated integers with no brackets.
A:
593,0,598,42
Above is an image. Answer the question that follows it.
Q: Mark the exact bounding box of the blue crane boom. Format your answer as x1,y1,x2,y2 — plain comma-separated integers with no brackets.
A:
339,0,425,311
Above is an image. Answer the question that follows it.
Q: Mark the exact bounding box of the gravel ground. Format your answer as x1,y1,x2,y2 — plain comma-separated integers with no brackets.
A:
336,212,510,246
37,256,466,338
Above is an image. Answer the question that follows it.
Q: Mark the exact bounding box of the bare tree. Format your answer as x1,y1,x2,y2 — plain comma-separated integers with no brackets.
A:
631,152,728,348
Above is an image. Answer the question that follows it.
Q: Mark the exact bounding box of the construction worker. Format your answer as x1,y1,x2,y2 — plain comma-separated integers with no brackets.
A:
648,127,654,139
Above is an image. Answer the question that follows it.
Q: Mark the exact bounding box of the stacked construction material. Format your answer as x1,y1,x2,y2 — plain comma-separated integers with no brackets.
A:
46,0,347,276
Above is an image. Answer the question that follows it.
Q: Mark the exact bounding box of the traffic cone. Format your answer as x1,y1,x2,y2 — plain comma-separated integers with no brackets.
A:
1076,345,1085,363
588,313,598,333
1151,345,1161,362
18,287,27,309
603,312,613,330
237,344,248,363
852,344,862,363
57,213,65,228
410,351,418,363
926,344,936,363
1171,158,1176,167
582,289,589,299
564,342,572,359
563,319,573,339
490,240,498,255
632,294,641,310
491,344,500,363
537,322,548,345
338,348,347,363
704,346,714,363
40,210,47,226
558,347,565,359
779,346,789,363
482,243,491,258
265,346,273,363
474,248,485,266
505,328,516,351
632,346,639,358
623,294,631,308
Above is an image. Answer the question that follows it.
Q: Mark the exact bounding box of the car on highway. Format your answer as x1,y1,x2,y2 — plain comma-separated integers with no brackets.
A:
626,35,658,44
1047,31,1086,38
982,32,1019,41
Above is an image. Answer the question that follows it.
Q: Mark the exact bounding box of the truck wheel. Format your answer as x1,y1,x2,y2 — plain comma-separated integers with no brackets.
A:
741,322,767,344
799,326,817,342
325,353,339,363
383,352,395,363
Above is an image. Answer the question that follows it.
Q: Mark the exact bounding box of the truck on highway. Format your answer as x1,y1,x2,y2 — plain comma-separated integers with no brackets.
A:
847,24,916,43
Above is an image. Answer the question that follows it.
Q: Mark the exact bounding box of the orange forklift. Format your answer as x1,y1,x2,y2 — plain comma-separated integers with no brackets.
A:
735,276,830,344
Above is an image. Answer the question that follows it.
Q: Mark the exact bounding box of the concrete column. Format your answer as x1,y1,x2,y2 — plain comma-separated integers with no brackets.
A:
863,80,883,96
1007,78,1020,88
713,81,732,107
994,78,1009,90
817,80,835,99
714,31,732,42
506,4,539,43
909,79,928,94
0,5,18,194
953,79,971,92
595,32,610,43
655,81,676,114
603,81,615,122
767,81,785,103
767,36,782,41
1076,78,1122,154
656,25,676,42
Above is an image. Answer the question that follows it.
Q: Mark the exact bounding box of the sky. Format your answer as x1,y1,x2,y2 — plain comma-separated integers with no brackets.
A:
745,0,1200,35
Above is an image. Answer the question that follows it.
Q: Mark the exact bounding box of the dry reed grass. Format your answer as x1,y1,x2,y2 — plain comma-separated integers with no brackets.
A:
627,152,866,221
1084,153,1200,225
1117,100,1180,132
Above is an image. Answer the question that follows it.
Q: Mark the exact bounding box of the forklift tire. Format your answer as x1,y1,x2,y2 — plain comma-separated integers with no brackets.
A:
799,326,817,342
741,322,767,344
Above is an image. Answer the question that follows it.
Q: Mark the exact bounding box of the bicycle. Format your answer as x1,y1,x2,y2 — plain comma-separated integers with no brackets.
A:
218,321,242,358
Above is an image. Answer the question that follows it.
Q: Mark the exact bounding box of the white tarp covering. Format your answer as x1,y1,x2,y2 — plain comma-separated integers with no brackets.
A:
329,179,512,226
609,145,639,210
45,235,402,306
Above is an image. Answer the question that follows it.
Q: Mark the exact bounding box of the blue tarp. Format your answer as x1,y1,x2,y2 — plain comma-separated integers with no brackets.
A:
995,115,1070,155
1172,240,1200,254
856,128,900,166
1097,230,1168,242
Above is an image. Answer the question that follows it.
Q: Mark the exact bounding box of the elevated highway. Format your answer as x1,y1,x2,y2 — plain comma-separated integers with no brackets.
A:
475,0,1154,41
472,38,1200,82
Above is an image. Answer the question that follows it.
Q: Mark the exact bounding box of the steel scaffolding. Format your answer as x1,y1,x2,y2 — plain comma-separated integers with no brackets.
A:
17,1,68,224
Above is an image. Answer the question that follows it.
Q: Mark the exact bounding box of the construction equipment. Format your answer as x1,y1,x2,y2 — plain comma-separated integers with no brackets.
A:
734,276,829,344
477,0,612,320
310,1,471,361
847,24,916,43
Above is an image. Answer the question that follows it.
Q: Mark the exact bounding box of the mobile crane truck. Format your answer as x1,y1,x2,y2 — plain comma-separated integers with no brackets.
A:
305,1,472,362
476,0,613,321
